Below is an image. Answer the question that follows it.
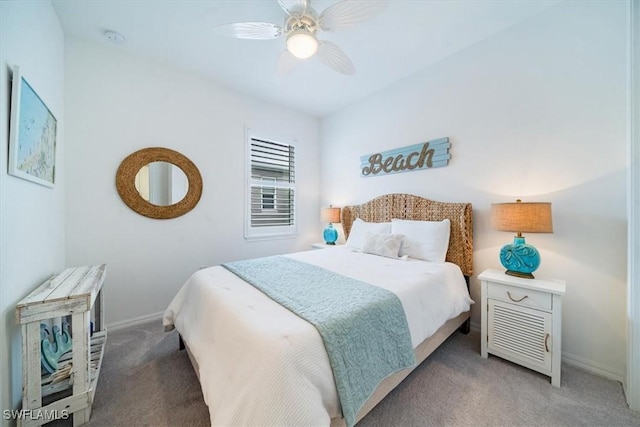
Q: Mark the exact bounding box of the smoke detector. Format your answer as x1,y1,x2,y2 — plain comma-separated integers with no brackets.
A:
104,30,126,45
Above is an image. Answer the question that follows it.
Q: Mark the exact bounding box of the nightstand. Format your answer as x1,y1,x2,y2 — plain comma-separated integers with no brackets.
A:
479,268,566,386
311,242,342,249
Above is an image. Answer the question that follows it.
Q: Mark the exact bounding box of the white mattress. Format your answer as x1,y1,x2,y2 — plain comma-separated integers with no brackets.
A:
163,247,473,426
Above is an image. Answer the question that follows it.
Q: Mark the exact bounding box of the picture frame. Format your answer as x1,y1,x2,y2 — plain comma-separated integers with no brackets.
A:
8,66,57,187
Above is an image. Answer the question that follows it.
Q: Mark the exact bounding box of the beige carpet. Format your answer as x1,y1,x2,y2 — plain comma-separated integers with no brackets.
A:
63,319,639,426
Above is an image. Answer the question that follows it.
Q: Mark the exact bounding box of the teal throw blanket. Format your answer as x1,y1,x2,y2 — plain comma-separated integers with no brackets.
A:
222,256,415,427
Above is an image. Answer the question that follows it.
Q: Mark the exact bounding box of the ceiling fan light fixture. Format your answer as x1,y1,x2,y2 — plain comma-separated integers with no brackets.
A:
286,29,318,59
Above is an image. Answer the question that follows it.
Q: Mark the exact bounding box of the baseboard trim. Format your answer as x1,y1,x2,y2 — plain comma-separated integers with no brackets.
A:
561,352,625,384
107,311,164,332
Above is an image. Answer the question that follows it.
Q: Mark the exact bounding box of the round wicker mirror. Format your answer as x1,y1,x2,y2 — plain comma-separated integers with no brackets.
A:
116,147,202,219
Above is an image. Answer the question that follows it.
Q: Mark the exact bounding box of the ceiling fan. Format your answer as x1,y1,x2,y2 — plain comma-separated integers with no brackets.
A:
215,0,388,75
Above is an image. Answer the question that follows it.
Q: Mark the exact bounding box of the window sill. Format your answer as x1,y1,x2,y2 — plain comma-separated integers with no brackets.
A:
244,233,298,242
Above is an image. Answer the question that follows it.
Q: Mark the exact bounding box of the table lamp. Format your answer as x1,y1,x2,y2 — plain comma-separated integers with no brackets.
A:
490,199,553,279
321,206,341,245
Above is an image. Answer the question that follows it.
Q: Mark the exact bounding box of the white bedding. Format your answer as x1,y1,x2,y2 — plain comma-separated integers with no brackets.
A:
163,247,473,426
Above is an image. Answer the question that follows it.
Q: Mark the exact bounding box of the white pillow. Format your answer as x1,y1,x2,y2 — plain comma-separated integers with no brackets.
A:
362,233,405,259
345,218,391,250
391,218,451,262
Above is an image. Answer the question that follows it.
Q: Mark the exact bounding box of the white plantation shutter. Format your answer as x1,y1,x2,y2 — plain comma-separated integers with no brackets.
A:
246,132,296,238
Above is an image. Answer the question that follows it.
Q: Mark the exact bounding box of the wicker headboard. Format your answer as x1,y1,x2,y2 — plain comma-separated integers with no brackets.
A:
341,194,473,277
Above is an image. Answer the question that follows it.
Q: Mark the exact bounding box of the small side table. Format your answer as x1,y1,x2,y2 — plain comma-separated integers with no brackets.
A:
479,268,566,386
311,242,342,249
16,265,107,426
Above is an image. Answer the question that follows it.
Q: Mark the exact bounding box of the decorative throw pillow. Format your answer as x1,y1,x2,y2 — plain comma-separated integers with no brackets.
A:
391,219,451,262
345,218,392,250
362,233,405,259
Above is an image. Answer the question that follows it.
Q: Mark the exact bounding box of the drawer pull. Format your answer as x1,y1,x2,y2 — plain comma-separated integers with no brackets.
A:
545,333,550,352
507,291,528,303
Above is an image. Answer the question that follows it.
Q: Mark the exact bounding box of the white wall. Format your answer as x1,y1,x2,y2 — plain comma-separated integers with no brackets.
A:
0,0,65,418
64,38,320,326
320,1,628,381
628,0,640,410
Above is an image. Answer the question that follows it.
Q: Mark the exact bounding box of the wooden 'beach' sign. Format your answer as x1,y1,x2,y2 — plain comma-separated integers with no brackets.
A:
360,137,451,177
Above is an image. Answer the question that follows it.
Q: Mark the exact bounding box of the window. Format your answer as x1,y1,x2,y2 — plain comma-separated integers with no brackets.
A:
245,131,296,239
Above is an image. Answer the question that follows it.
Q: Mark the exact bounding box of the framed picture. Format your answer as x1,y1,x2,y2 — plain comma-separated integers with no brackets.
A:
8,66,57,187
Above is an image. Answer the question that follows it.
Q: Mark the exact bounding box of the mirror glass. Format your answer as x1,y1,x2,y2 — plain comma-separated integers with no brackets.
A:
134,161,189,206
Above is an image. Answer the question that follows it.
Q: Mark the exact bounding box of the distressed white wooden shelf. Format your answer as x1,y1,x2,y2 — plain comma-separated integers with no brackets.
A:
16,265,107,427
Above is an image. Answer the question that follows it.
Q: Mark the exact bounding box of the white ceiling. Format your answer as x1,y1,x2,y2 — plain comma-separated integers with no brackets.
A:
51,0,557,117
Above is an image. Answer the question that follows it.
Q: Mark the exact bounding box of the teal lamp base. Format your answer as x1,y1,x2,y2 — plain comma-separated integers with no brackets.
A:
499,236,540,279
323,223,338,245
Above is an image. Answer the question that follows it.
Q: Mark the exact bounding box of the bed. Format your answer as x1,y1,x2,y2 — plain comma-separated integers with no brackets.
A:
163,193,474,426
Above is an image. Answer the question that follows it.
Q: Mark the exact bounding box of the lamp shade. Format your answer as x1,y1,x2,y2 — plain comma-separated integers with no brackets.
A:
321,207,341,224
490,199,553,279
491,201,553,234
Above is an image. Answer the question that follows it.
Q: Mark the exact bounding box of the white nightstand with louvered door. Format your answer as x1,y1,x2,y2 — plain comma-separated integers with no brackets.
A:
479,268,566,387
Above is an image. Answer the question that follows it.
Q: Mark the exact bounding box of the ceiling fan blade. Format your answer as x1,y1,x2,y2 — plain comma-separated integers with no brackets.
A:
319,0,388,32
317,41,355,75
277,0,308,17
214,22,283,40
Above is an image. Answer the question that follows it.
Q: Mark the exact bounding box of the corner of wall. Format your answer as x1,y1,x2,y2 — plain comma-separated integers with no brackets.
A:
0,0,65,417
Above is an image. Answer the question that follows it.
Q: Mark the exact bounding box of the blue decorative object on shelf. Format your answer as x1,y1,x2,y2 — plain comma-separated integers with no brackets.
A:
491,199,553,279
321,206,341,245
499,236,541,279
40,322,73,374
324,223,338,245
